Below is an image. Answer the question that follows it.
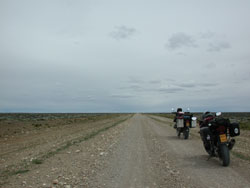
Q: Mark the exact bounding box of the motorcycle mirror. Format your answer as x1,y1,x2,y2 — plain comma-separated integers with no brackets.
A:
216,112,222,116
192,117,197,121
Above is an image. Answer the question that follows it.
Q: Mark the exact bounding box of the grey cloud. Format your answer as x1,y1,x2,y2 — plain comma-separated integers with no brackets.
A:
129,84,142,90
158,88,184,93
178,83,196,88
73,40,80,45
122,79,163,91
158,87,184,93
166,32,197,50
109,26,136,40
119,83,143,91
173,81,218,89
149,80,162,84
207,41,231,52
176,52,187,56
121,79,200,93
165,78,176,82
196,88,212,93
118,78,146,91
199,31,215,39
198,83,218,87
198,32,231,53
110,94,134,99
127,77,144,84
1,0,250,113
180,82,217,88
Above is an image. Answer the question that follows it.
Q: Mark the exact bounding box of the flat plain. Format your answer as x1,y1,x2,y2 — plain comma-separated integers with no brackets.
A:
0,113,250,188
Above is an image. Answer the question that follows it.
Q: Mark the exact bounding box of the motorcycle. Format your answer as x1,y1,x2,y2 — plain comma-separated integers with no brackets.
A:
199,112,240,166
175,112,197,139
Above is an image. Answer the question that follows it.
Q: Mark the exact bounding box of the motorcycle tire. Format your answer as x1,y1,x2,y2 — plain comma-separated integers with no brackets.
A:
184,130,189,139
220,144,230,166
177,129,181,138
203,142,211,155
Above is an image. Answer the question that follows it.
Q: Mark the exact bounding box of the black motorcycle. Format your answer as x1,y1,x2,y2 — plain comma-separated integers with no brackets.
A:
176,112,196,139
199,112,240,166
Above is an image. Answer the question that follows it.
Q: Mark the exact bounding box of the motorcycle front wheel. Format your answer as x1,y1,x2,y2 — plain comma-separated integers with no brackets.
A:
220,144,230,166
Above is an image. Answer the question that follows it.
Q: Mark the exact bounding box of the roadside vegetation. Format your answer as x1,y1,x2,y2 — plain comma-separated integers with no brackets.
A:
0,113,125,138
0,113,132,185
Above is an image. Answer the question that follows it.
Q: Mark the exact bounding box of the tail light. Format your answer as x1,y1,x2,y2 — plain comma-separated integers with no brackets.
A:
217,125,226,134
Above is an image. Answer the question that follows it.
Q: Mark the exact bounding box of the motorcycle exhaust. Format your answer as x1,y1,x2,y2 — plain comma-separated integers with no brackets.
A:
228,139,236,150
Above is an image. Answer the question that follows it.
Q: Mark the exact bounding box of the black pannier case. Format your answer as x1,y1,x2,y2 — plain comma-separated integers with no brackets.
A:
229,123,240,137
215,117,230,126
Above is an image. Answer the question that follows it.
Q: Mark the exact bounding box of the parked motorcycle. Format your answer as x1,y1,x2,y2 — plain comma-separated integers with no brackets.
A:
199,112,240,166
175,111,197,139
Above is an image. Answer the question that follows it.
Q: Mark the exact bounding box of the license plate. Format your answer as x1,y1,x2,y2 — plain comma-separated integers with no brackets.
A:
220,134,227,143
186,122,190,126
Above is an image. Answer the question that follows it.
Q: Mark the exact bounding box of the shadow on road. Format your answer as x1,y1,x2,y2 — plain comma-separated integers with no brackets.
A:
166,135,189,140
182,154,225,169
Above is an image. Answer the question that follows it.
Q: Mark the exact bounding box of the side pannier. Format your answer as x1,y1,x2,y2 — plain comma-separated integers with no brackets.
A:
191,117,197,128
229,123,240,137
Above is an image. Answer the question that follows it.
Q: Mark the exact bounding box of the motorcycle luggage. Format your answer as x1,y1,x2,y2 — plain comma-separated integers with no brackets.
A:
176,119,184,128
229,123,240,137
191,119,196,128
215,117,230,127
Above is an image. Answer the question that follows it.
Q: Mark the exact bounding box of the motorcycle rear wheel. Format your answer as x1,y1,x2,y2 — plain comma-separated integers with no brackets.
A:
220,144,230,166
177,131,181,138
184,130,189,139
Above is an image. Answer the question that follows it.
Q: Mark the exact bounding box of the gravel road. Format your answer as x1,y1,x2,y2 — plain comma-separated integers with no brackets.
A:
93,114,250,188
2,114,250,188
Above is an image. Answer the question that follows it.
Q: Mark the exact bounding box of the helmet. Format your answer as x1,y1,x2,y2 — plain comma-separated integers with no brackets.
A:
202,111,213,119
177,108,182,112
204,111,210,115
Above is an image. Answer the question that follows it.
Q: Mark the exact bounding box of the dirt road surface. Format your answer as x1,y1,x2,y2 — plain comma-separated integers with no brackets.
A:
1,114,250,188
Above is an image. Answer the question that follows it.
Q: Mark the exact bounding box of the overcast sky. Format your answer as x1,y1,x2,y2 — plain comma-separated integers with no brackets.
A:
1,0,250,112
